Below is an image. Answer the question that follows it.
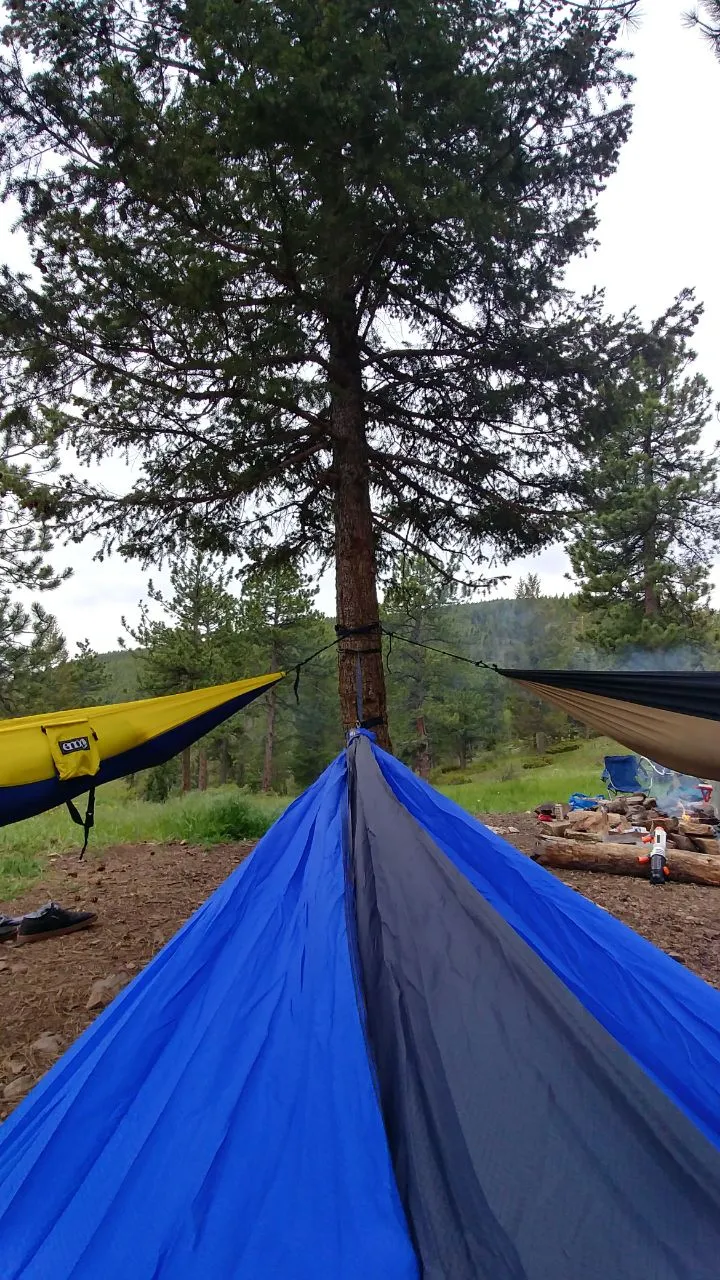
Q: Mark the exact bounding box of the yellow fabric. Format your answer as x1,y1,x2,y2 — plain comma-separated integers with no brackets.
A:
0,673,282,789
513,680,720,781
43,720,100,782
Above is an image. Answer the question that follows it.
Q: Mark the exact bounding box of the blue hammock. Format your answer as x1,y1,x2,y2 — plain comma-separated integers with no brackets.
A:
1,735,720,1279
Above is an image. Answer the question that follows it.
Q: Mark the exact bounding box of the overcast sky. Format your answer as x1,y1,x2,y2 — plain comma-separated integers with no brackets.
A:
5,2,720,651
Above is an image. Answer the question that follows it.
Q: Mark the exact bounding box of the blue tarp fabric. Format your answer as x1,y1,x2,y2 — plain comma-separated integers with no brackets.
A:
0,757,417,1279
1,737,720,1277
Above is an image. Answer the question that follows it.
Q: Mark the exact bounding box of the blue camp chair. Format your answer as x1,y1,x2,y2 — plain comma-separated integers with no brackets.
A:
602,754,650,797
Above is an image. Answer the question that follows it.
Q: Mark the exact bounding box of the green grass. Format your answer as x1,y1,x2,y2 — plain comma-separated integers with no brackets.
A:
436,737,617,814
0,738,619,900
0,782,287,900
0,851,44,902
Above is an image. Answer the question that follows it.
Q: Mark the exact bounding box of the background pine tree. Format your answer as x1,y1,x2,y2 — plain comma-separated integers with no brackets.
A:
238,560,326,791
122,551,244,793
685,0,720,59
0,597,105,714
0,0,641,739
569,295,720,659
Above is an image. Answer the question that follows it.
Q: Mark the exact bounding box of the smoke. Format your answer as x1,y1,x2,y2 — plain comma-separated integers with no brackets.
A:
574,643,717,674
642,768,717,822
655,780,705,813
609,645,716,674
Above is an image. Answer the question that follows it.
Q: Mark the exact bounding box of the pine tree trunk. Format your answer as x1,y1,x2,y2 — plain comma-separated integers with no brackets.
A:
330,316,391,750
218,738,230,785
181,747,191,793
262,686,277,793
643,530,659,617
642,424,659,617
415,716,431,779
409,628,430,773
198,748,208,792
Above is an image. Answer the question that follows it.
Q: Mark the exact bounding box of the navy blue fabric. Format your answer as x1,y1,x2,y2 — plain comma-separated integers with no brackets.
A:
0,682,277,828
375,745,720,1149
500,667,720,721
602,754,646,793
0,758,417,1279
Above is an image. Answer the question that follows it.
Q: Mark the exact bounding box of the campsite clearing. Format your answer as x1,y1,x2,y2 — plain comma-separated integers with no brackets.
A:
0,737,620,900
2,822,720,1119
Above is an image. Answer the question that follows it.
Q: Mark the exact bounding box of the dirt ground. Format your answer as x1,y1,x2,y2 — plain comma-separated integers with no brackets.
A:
2,817,720,1119
0,841,254,1120
484,812,720,985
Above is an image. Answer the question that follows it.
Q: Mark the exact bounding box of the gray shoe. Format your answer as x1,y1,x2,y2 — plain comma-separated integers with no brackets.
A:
15,902,97,946
0,915,20,943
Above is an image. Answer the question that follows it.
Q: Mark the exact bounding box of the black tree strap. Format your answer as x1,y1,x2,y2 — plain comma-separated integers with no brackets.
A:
66,786,96,860
353,651,386,730
335,623,382,640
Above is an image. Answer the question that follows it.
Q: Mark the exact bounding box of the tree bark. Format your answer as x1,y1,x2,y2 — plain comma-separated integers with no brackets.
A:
218,737,230,785
642,423,659,617
415,716,431,779
534,836,720,887
198,748,208,792
181,747,191,794
262,686,277,792
330,313,391,749
689,837,720,858
643,531,659,617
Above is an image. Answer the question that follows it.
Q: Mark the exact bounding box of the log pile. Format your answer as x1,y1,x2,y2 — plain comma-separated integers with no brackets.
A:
535,789,720,885
539,795,720,856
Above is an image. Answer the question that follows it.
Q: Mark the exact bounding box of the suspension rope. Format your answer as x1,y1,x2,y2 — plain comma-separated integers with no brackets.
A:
379,626,499,673
292,637,343,702
290,622,499,709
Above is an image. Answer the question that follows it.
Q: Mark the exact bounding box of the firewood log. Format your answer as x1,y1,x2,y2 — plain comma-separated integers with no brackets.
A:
678,819,715,838
608,798,629,815
533,837,720,886
652,815,679,834
538,820,570,837
691,837,720,858
667,833,696,852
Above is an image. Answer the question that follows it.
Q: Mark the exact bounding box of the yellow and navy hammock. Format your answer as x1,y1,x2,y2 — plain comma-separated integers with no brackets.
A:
0,673,282,851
